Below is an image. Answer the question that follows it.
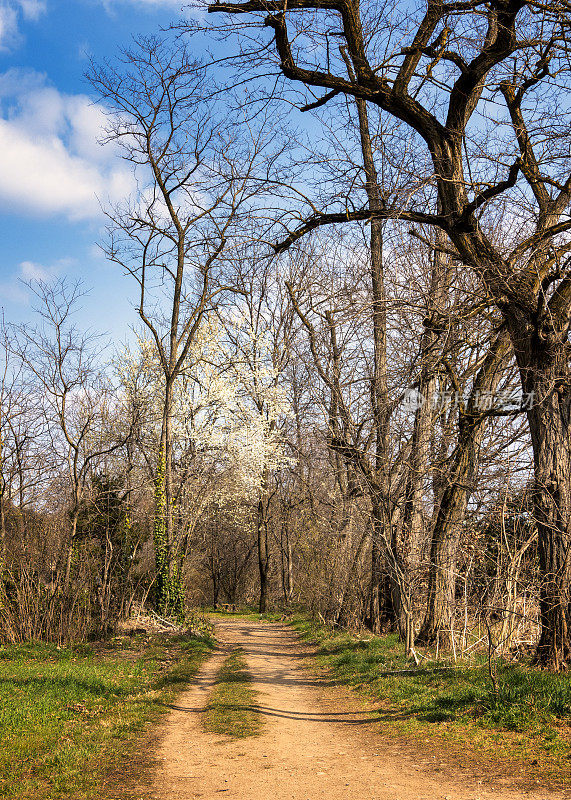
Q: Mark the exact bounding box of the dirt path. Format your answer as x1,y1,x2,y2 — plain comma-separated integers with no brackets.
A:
154,619,566,800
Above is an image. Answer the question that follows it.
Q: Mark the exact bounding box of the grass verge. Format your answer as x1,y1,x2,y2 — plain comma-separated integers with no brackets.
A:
288,614,571,789
0,631,214,800
203,648,261,738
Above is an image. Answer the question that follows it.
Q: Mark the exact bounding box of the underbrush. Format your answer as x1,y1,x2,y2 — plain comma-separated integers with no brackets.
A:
0,630,214,799
203,648,261,738
288,615,571,787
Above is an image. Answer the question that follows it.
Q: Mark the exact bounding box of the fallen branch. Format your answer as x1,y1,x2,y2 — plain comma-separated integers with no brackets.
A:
150,611,179,629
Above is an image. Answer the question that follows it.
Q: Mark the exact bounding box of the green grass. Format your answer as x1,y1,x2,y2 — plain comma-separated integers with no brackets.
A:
203,649,261,738
0,631,214,800
206,607,285,622
288,615,571,787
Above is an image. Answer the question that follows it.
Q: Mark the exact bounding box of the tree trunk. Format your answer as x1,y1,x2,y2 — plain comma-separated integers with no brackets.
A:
64,510,79,593
370,501,403,633
212,571,220,609
153,446,169,614
257,470,270,614
518,343,571,669
280,520,294,605
0,489,5,566
418,332,510,647
154,379,182,616
402,374,437,569
353,90,402,636
335,522,370,628
164,382,174,577
402,234,449,570
0,430,5,566
98,529,113,634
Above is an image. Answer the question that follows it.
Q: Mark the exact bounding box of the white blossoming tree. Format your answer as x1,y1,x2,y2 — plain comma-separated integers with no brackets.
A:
117,308,291,610
90,34,274,616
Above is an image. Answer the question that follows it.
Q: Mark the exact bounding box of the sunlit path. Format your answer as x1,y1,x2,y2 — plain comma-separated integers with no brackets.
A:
154,619,562,800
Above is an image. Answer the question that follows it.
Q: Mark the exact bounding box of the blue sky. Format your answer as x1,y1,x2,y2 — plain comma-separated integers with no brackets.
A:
0,0,188,342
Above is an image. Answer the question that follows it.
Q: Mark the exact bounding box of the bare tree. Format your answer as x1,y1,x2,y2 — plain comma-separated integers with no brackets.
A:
11,280,128,594
418,328,512,645
91,34,274,616
0,329,42,563
205,0,571,668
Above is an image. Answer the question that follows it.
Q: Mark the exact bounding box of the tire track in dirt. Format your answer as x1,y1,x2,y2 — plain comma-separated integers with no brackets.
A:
154,619,567,800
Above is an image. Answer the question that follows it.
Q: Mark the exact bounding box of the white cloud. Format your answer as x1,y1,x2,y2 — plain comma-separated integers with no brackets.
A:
0,69,134,220
0,258,74,305
0,277,28,305
20,260,56,282
0,5,19,50
101,0,188,10
112,1,183,5
98,0,204,24
0,0,45,50
18,0,46,20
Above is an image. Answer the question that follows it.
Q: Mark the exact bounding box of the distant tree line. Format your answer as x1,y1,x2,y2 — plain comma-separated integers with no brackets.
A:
3,0,571,670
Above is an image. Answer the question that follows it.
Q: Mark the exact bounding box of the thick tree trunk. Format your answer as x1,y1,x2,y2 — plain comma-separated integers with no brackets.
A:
521,349,571,669
212,573,220,609
497,305,571,669
370,501,404,633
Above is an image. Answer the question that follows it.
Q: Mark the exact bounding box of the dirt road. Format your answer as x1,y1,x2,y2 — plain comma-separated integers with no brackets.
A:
154,619,564,800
